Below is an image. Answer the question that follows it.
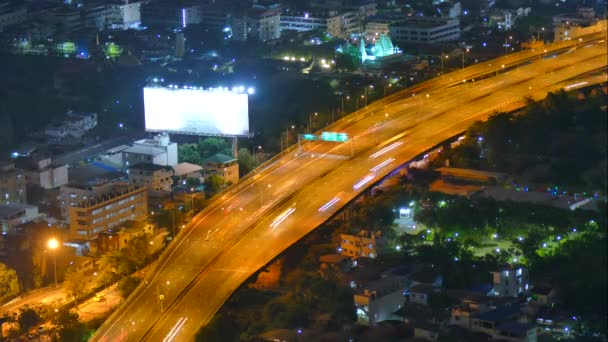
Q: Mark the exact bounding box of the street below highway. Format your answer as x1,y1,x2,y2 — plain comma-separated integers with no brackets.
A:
92,34,607,341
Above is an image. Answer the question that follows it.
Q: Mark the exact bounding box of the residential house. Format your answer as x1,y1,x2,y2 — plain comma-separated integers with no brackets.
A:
0,203,40,234
339,230,384,259
409,284,437,306
127,163,173,191
122,133,178,168
354,275,407,325
489,266,529,298
172,162,203,185
203,153,239,185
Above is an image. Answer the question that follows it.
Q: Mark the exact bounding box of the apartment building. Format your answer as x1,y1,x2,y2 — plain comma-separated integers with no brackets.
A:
68,184,147,240
127,163,173,191
389,17,460,44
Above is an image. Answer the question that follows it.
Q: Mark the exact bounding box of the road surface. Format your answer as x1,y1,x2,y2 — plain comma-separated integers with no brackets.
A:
92,34,607,341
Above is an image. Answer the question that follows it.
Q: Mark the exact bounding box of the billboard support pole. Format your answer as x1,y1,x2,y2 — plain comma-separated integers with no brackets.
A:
232,137,238,159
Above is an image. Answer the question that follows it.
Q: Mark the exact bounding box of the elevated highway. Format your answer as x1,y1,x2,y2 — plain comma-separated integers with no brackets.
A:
93,33,607,341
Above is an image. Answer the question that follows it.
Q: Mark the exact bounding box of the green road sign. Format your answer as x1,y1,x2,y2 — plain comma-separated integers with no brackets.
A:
302,134,318,141
321,132,349,142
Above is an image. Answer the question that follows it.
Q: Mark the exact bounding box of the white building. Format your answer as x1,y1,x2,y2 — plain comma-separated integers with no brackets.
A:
233,5,281,42
122,133,178,168
280,10,333,32
16,157,68,190
389,17,460,44
354,276,407,325
489,267,529,298
107,0,141,30
45,111,97,140
0,203,40,234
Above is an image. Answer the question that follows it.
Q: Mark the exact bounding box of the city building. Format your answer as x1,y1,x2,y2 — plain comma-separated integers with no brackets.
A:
202,153,239,185
172,162,203,185
127,163,173,191
201,4,232,32
44,111,97,141
68,184,147,240
354,275,407,325
327,11,360,38
0,203,40,234
319,253,352,275
280,10,333,32
339,230,384,259
106,0,142,30
59,166,126,220
15,156,68,190
470,304,539,341
232,5,281,42
97,219,153,252
45,7,83,35
389,17,460,44
122,133,178,168
364,19,392,42
489,266,529,298
409,284,437,306
0,162,26,205
530,284,556,307
488,7,531,30
0,2,27,32
553,19,607,42
141,0,201,29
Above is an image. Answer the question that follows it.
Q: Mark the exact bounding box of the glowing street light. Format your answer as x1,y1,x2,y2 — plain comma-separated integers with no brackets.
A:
47,238,59,286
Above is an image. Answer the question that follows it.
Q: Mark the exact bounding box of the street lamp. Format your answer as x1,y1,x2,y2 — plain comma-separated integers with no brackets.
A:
47,238,59,286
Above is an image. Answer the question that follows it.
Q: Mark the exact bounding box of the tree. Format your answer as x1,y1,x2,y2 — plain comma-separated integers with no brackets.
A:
63,269,87,303
195,314,239,342
18,306,40,333
51,307,86,342
205,174,225,198
185,177,201,188
0,262,20,304
237,148,256,176
118,276,140,298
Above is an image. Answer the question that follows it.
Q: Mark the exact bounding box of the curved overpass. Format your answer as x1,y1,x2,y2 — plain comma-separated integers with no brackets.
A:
93,34,607,341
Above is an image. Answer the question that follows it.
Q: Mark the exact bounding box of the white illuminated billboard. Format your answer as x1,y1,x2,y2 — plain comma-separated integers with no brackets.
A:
144,87,250,137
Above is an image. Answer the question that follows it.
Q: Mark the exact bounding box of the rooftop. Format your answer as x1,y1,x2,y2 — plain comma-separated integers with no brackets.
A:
128,163,172,172
173,162,203,176
435,167,506,180
123,145,166,157
67,165,126,188
204,153,237,164
474,304,521,323
0,203,37,219
319,254,350,264
410,284,436,295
